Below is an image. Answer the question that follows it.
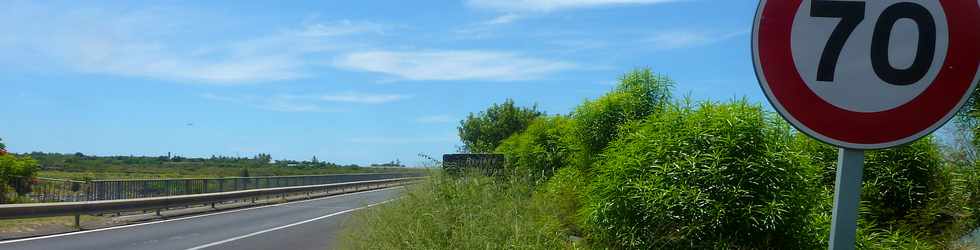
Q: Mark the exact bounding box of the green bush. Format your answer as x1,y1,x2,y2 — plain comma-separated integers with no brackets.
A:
458,99,543,153
793,136,961,231
583,101,822,249
0,154,40,203
495,116,578,179
539,167,590,235
863,138,949,228
571,69,673,166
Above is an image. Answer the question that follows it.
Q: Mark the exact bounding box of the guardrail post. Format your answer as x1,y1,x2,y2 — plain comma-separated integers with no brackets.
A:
74,214,81,229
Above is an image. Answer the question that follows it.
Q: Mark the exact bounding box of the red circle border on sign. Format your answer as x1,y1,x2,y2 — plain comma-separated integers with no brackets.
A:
754,0,980,149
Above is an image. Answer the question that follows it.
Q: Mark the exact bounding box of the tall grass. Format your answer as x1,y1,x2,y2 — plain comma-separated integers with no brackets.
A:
340,171,581,250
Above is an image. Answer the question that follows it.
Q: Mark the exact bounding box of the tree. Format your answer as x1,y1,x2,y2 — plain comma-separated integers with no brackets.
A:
0,137,6,156
458,99,543,153
254,153,272,164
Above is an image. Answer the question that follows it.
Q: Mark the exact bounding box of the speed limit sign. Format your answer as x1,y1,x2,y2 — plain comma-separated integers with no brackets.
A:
754,0,980,149
752,1,979,249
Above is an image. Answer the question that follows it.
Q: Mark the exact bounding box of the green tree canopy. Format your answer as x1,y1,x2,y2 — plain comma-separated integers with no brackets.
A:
458,99,543,153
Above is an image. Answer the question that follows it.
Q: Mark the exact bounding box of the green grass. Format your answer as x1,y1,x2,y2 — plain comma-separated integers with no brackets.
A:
0,215,104,235
340,171,583,250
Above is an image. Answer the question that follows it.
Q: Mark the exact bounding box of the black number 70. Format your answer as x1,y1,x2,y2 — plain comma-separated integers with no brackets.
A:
811,0,937,86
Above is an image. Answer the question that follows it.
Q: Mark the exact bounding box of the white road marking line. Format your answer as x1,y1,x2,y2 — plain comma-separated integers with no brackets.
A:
0,186,403,245
184,199,396,250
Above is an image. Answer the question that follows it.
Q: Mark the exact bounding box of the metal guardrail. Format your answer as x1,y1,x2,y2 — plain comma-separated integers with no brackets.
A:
25,173,423,202
0,177,423,227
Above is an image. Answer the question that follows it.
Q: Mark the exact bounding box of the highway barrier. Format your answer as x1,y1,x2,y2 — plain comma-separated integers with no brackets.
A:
26,172,424,203
0,177,424,228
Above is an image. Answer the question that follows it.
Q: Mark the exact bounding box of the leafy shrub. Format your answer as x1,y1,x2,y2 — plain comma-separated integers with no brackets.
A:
539,167,590,235
794,136,959,231
0,154,40,203
495,116,578,179
458,99,543,153
583,101,821,249
571,69,673,166
863,138,949,228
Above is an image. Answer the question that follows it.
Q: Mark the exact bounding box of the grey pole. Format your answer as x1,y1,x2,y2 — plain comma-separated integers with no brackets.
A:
829,148,865,250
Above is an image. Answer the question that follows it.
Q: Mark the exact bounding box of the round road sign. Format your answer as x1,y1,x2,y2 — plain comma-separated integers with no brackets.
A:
753,0,980,149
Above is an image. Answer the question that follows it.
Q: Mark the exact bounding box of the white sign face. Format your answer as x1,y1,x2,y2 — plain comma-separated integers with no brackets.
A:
791,0,949,112
753,0,980,149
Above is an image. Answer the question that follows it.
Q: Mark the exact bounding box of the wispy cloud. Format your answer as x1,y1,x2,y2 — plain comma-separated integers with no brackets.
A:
202,90,407,112
347,136,457,144
454,14,524,39
645,30,746,50
416,115,455,124
320,92,411,104
484,14,523,25
334,50,575,81
0,3,383,84
467,0,685,12
201,93,340,112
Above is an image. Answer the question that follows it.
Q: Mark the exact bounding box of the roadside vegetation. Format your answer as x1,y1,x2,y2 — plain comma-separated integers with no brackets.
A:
0,138,40,203
0,139,419,204
18,152,415,180
342,68,980,249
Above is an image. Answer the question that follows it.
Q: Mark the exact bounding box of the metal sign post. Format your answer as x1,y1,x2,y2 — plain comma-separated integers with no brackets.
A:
828,148,864,250
753,1,979,248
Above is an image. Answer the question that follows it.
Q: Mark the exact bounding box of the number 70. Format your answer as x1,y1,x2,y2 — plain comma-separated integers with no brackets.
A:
811,0,937,86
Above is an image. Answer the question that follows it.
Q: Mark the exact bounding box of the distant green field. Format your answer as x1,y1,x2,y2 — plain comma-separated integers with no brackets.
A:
38,167,412,181
21,152,419,181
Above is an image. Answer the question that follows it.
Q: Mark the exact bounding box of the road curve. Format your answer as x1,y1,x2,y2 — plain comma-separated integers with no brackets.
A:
0,187,402,250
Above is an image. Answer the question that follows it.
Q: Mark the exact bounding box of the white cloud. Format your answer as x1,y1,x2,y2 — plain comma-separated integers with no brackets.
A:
467,0,684,12
201,93,339,112
0,3,381,84
348,136,457,144
202,91,407,112
320,92,410,104
645,30,746,50
334,50,575,81
484,14,523,25
453,14,524,39
296,20,385,37
416,115,455,124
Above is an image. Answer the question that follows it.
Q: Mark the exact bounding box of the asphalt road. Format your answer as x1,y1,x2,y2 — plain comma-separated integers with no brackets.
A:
0,187,402,250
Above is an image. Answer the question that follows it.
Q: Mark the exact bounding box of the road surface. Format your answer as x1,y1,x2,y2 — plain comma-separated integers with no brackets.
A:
0,187,401,250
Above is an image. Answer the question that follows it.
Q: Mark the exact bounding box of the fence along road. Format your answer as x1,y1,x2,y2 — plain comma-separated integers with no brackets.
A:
28,172,421,202
0,186,405,250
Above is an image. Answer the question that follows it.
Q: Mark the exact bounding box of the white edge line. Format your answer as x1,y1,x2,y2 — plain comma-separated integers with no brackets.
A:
185,198,398,250
0,186,404,245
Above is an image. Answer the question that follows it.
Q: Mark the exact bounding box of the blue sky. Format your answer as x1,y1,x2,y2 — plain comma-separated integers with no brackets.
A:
0,0,767,165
